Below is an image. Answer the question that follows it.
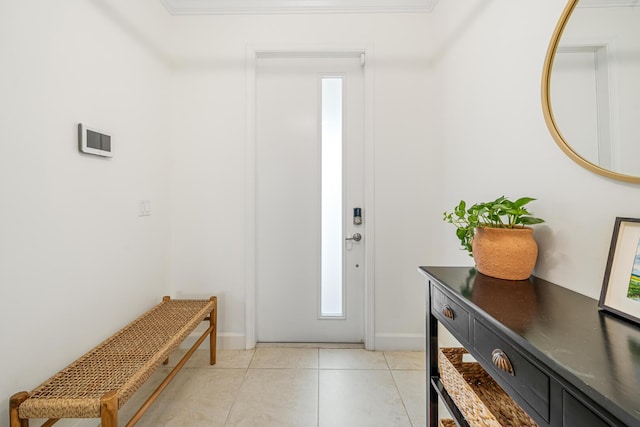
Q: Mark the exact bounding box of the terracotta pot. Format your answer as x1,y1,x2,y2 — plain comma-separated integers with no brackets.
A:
471,226,538,280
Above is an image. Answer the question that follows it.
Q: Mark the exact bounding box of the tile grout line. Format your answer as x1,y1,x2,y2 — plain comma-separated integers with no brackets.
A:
384,352,416,427
389,370,416,427
222,349,256,426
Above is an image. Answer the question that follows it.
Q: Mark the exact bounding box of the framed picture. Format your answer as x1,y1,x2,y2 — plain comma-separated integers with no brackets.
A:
599,217,640,325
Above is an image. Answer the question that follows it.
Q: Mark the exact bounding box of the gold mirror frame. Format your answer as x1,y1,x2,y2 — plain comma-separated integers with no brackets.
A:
541,0,640,184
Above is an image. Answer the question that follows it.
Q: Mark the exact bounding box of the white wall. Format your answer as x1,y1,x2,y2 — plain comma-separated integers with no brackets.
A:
0,1,171,425
166,13,439,350
431,0,640,298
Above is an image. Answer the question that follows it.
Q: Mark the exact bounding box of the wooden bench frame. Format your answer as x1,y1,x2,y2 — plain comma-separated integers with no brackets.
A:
9,296,217,427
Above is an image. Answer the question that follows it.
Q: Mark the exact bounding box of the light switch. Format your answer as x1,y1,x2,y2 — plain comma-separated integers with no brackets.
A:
138,200,151,217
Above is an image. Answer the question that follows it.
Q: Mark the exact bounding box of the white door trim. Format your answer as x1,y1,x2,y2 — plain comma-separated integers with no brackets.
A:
245,44,376,349
555,37,620,172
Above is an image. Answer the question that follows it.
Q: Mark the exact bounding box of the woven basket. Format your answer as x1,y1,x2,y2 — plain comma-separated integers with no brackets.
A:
438,347,538,427
440,419,456,427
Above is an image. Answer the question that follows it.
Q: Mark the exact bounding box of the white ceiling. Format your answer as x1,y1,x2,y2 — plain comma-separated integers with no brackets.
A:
160,0,440,15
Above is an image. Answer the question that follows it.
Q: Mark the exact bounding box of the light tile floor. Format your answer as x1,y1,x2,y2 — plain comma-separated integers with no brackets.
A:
119,346,426,427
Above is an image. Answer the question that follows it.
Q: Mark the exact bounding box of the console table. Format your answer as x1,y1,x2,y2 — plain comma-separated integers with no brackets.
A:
419,266,640,427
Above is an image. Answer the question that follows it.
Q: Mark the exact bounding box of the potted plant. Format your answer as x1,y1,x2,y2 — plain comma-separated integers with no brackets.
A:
443,196,545,280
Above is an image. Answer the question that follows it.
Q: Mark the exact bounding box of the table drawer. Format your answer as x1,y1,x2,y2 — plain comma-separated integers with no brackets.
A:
474,319,550,422
431,283,469,343
563,391,609,427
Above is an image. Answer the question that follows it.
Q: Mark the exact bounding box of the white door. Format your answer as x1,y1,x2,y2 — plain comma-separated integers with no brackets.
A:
255,54,365,343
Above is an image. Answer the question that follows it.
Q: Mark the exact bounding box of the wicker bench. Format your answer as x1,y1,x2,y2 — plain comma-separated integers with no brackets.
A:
10,296,217,427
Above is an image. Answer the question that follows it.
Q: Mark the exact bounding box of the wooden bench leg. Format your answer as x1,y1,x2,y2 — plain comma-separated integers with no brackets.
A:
210,296,217,365
9,392,29,427
163,295,172,365
100,390,119,427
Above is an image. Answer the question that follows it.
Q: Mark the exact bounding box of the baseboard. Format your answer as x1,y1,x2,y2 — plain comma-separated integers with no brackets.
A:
256,342,365,349
180,331,246,350
374,333,425,351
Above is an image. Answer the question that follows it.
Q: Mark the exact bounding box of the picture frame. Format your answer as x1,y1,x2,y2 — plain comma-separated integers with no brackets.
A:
599,217,640,325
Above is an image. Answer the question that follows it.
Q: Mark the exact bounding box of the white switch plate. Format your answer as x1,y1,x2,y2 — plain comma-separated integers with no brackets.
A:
138,200,151,216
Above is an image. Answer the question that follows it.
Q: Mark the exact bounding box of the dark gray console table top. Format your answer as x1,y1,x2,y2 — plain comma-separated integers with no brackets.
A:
420,266,640,426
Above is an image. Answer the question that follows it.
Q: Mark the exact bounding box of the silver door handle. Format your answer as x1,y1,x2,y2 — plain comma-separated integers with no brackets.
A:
345,233,362,242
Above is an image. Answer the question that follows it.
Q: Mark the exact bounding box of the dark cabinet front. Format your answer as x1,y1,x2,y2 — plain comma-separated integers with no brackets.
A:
431,283,470,344
473,319,550,423
420,266,640,427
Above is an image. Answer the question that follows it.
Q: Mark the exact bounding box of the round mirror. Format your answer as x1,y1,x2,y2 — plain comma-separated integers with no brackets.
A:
542,0,640,183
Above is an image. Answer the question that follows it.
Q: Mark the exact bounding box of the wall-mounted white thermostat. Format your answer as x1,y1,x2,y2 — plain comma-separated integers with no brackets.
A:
78,123,112,157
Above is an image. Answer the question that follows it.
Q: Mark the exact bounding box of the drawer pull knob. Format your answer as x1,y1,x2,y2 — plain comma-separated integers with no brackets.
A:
442,305,455,320
492,349,515,376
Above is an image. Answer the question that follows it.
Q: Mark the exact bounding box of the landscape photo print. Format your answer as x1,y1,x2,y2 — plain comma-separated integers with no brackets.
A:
599,217,640,325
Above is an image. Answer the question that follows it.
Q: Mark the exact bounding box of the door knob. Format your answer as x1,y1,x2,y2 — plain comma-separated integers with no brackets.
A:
345,233,362,242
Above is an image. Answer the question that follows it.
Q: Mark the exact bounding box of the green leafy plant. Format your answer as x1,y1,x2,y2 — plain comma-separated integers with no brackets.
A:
443,196,545,256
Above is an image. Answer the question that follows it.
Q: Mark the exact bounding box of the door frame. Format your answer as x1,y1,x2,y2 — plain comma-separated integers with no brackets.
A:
244,44,376,349
555,37,620,172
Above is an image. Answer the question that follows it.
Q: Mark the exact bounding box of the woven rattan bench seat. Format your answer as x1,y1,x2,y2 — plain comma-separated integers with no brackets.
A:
17,298,215,420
